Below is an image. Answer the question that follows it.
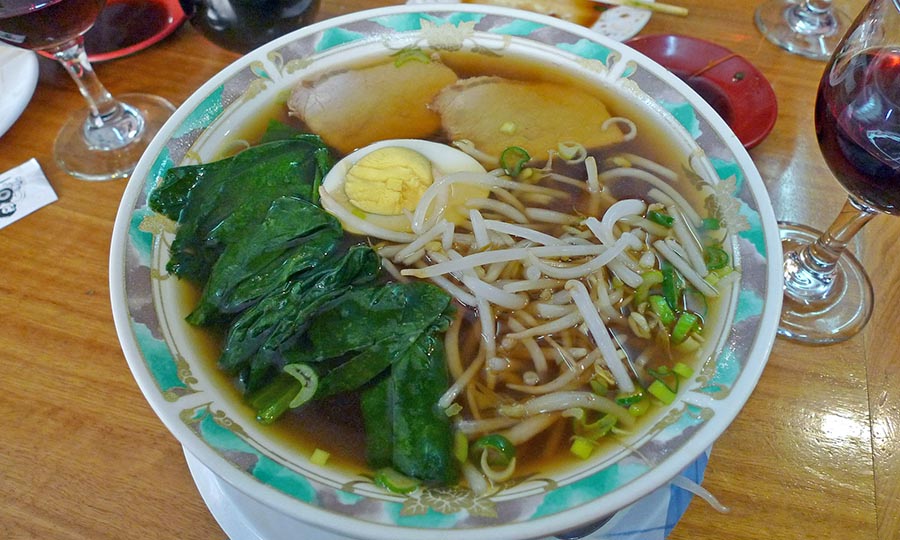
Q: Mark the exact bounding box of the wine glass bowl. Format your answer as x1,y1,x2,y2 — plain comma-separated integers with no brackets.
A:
0,0,174,181
755,0,851,60
82,0,187,62
777,0,899,344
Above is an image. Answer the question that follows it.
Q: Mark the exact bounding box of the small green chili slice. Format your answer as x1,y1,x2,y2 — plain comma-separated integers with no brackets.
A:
672,311,700,344
500,146,530,177
647,209,675,227
471,434,516,467
648,294,676,326
703,245,730,271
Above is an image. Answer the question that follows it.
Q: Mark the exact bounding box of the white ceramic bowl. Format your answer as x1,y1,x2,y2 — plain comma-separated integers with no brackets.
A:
110,5,783,539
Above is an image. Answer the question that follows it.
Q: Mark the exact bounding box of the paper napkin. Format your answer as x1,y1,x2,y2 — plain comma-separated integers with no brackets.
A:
0,158,57,228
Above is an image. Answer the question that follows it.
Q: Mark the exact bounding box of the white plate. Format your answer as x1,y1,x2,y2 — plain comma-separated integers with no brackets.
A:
0,45,38,139
184,446,712,540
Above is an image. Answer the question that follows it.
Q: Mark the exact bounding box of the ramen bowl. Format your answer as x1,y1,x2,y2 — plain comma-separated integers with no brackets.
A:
109,5,782,539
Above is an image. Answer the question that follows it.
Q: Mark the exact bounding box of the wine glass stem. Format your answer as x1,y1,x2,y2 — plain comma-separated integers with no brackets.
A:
804,0,833,14
783,196,878,303
790,0,839,34
48,37,144,151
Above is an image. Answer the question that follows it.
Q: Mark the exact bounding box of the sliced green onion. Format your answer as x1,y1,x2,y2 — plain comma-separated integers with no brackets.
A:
283,363,319,408
671,312,700,344
674,336,702,353
603,156,632,169
648,365,678,394
573,412,617,440
647,209,675,227
628,396,651,417
374,467,420,494
705,265,734,285
444,402,463,417
649,294,676,326
500,121,517,135
648,379,677,404
471,434,516,467
673,362,694,379
661,263,685,311
557,141,583,160
703,245,730,270
500,146,530,177
635,270,664,306
454,431,469,463
616,391,645,407
391,47,431,66
570,436,595,460
590,378,609,396
701,217,721,230
310,448,330,466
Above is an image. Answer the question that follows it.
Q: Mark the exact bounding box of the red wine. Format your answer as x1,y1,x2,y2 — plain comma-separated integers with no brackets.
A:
0,0,104,51
815,47,900,215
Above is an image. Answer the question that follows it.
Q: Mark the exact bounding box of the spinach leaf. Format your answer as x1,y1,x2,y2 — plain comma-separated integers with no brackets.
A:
388,331,457,485
360,375,393,469
219,245,380,376
279,282,457,484
148,135,332,282
187,197,342,325
293,281,455,363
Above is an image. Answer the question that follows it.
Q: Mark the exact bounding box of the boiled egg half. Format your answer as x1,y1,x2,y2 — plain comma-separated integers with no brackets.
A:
320,139,488,235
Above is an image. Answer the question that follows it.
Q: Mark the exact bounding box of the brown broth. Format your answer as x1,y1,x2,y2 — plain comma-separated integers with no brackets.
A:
186,49,724,482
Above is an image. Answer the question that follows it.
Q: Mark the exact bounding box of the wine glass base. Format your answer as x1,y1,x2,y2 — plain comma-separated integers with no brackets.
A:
54,93,174,181
754,0,851,61
779,222,873,344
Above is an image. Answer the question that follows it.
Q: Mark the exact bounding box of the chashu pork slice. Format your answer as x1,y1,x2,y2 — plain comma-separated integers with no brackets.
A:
287,59,458,154
432,76,625,161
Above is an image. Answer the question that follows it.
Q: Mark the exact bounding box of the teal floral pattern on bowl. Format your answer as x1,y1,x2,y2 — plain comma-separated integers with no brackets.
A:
109,6,782,539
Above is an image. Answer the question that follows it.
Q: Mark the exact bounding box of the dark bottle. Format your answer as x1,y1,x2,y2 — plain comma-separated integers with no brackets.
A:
179,0,320,53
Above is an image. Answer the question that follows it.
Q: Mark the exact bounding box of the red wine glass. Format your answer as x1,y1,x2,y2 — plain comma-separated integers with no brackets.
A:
779,0,899,343
755,0,851,60
0,0,174,181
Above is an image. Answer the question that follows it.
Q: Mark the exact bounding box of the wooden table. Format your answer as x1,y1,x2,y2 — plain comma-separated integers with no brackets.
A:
2,0,897,539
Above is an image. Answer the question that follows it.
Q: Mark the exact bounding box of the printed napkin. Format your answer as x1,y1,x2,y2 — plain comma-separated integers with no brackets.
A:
0,158,57,228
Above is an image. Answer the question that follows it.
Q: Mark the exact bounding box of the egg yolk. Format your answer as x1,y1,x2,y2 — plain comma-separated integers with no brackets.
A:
343,147,434,216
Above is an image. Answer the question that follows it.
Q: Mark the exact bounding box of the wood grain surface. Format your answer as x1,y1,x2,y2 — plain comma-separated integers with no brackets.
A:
2,0,897,539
